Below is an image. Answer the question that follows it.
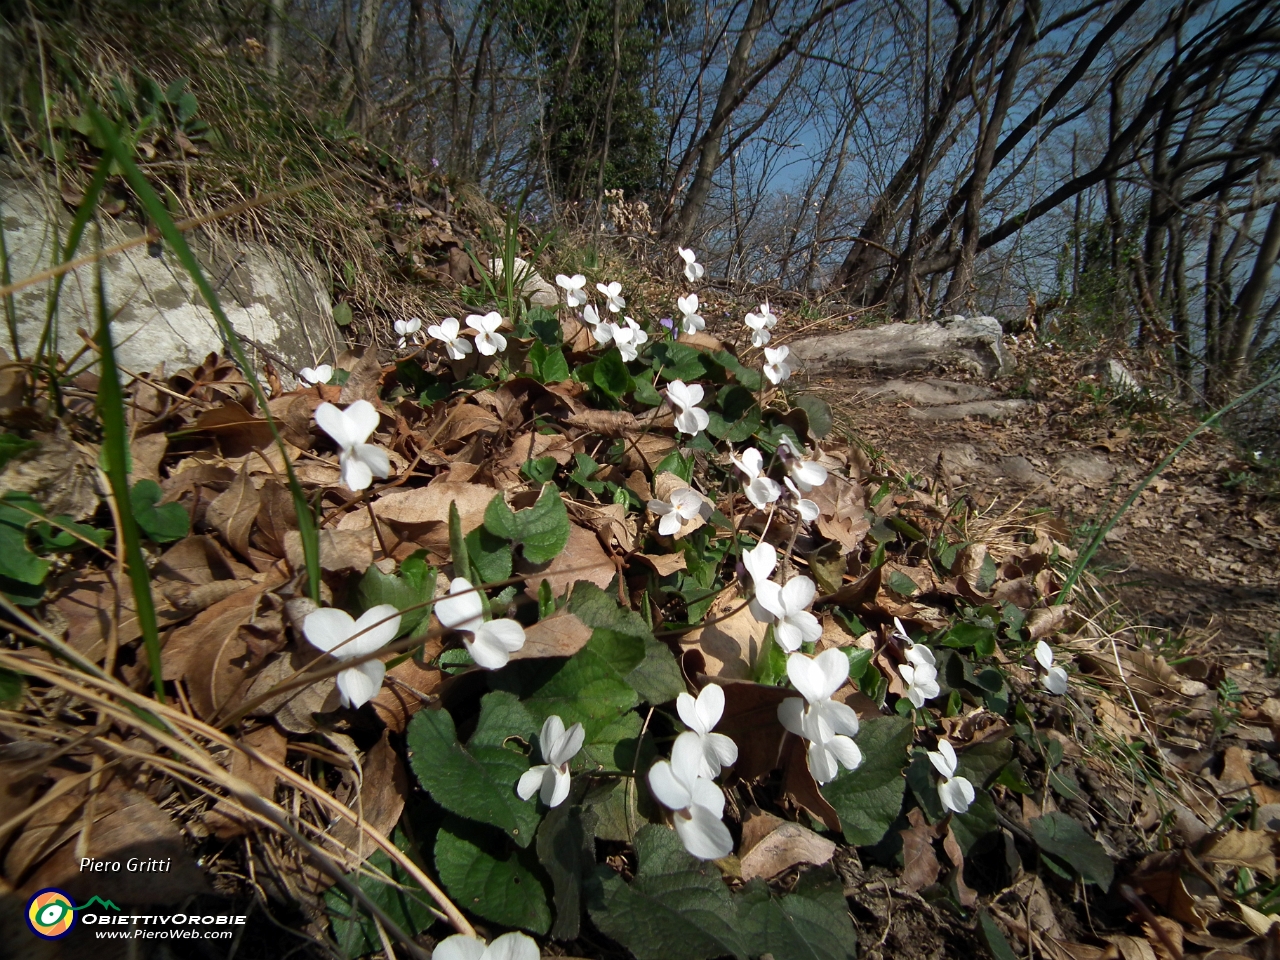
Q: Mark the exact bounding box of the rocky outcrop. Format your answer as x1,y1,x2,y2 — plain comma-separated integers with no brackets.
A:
790,315,1014,379
1,177,339,376
486,256,559,308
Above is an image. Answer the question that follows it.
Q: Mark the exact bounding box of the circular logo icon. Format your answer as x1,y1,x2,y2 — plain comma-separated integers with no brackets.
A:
26,889,76,939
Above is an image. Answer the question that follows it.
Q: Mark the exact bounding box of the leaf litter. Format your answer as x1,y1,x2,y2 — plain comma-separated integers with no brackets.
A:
0,218,1277,960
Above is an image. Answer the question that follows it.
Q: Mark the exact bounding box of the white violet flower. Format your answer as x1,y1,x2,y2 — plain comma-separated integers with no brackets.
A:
466,311,507,356
300,364,332,386
763,345,792,385
432,931,540,960
677,246,705,283
893,617,940,708
303,605,401,709
556,273,589,308
744,311,772,347
427,317,474,360
677,293,705,335
434,576,527,669
778,434,829,490
597,280,625,313
647,731,733,860
648,487,705,536
517,714,585,808
314,400,391,492
666,380,710,436
752,574,823,653
612,317,649,362
394,317,422,349
742,541,777,590
778,649,863,784
1035,640,1069,695
584,303,611,343
677,684,738,779
731,447,781,509
784,477,820,523
929,739,976,814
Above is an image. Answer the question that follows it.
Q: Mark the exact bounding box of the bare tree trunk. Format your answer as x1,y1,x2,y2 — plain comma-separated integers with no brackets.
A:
345,0,382,133
943,0,1039,309
1226,201,1280,389
267,0,285,80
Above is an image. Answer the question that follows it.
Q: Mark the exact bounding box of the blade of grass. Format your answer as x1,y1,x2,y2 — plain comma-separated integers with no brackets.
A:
86,103,324,604
93,229,165,702
0,199,20,364
37,155,111,409
1058,367,1280,601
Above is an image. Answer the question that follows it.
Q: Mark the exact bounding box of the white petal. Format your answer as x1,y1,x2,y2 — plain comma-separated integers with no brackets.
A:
916,674,941,701
695,684,725,732
735,447,764,479
340,453,374,492
675,804,733,860
939,775,976,814
678,247,695,264
517,765,547,801
707,732,738,771
355,443,390,481
929,740,958,779
774,620,805,653
678,294,698,315
303,607,356,654
435,578,485,632
485,932,541,960
1044,666,1069,695
539,715,566,758
467,619,526,669
746,476,780,508
826,734,863,773
548,721,585,767
670,488,703,518
807,739,839,784
786,652,826,704
658,510,682,536
907,643,937,669
812,647,851,699
648,760,691,811
742,542,777,586
778,697,807,736
347,604,401,656
431,934,488,960
314,402,360,449
814,698,860,738
543,765,571,807
676,692,703,735
336,660,384,709
797,498,819,522
790,460,828,491
689,775,726,819
670,731,706,789
779,576,816,616
1035,640,1055,671
753,579,785,621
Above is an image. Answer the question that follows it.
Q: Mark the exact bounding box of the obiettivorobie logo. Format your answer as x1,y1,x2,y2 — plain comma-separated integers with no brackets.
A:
26,890,121,940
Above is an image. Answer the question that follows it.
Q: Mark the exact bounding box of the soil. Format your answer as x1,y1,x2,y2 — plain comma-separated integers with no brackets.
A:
791,334,1280,663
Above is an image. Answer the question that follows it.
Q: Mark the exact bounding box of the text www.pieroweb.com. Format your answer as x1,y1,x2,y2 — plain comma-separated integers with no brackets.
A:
87,913,244,939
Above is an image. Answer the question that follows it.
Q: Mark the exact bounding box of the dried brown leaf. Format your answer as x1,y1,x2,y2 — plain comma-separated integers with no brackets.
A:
739,819,836,881
520,523,617,597
285,527,375,574
206,464,261,561
680,588,765,680
1199,830,1277,878
899,807,942,893
517,609,595,659
372,655,446,732
246,650,342,734
374,482,496,528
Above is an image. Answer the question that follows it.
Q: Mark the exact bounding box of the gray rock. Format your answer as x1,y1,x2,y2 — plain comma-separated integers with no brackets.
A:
486,256,559,308
1086,358,1143,395
1055,453,1116,483
858,378,996,406
1,177,338,378
909,399,1029,421
790,315,1014,379
994,455,1047,484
